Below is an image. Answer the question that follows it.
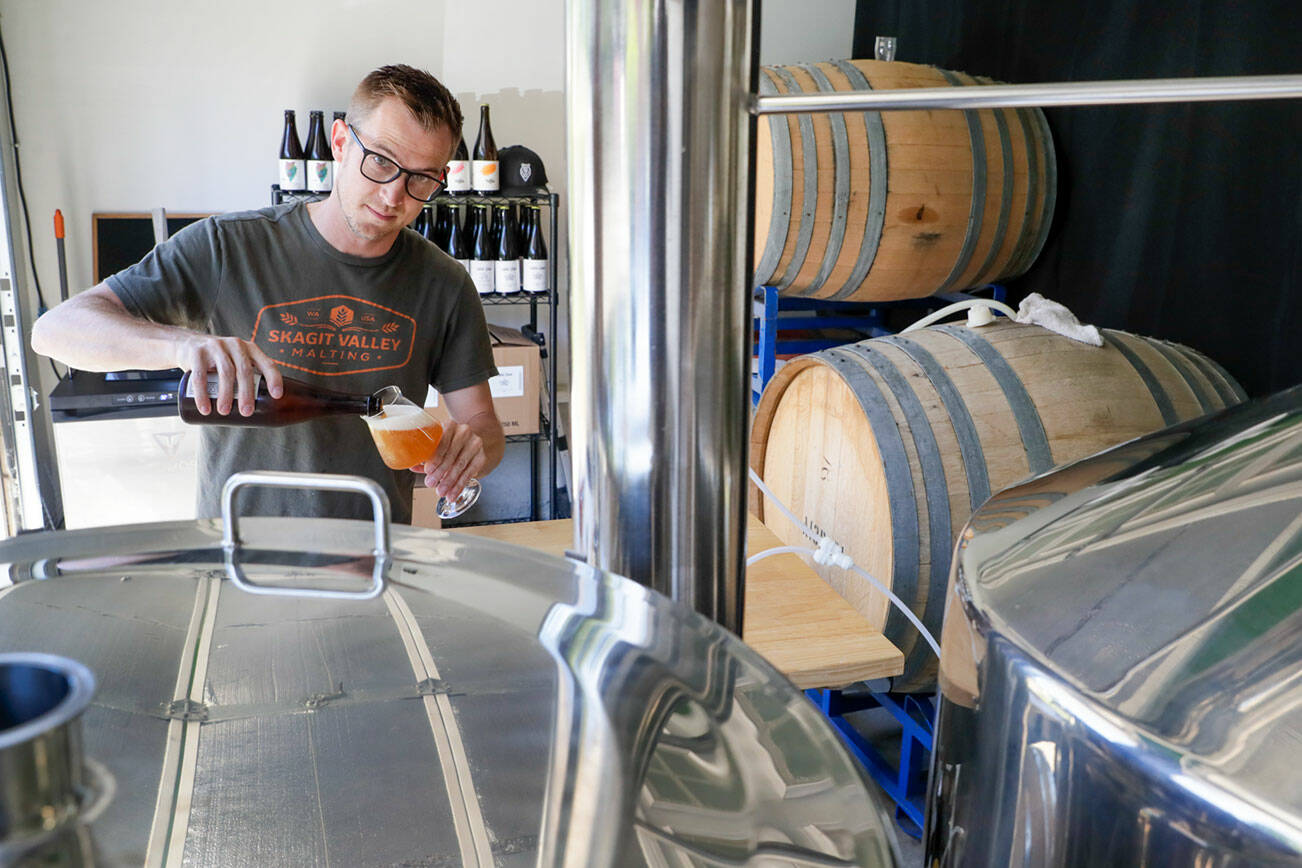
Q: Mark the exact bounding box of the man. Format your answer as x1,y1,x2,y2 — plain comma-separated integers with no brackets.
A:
31,65,504,524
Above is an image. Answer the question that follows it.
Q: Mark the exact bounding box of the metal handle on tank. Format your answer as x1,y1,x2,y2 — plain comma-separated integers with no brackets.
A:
221,471,390,600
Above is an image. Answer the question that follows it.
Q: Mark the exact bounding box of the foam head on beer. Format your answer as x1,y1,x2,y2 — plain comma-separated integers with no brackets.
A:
365,402,443,469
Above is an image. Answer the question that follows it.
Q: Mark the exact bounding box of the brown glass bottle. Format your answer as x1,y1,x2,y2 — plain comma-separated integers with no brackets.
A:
279,109,306,191
471,105,499,194
177,370,383,427
305,109,333,193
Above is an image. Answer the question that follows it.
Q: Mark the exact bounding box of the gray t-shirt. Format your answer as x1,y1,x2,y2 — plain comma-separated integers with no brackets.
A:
108,201,496,523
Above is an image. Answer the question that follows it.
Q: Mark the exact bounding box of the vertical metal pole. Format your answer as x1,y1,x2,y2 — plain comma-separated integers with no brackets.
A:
566,0,753,632
0,45,62,533
548,192,559,520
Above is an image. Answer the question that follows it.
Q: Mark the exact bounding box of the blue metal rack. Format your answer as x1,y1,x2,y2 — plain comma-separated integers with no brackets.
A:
751,284,1008,404
807,687,936,838
750,283,1009,837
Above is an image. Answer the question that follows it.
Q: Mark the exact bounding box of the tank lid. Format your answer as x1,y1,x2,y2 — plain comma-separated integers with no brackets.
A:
0,517,897,865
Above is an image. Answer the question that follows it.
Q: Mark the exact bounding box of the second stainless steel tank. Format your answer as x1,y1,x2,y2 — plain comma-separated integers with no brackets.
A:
927,386,1302,866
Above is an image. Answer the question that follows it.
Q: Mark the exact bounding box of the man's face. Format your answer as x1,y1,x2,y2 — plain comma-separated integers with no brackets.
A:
331,97,454,248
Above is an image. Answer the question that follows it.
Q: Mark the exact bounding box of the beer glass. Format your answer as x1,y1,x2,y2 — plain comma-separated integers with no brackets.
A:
364,387,481,519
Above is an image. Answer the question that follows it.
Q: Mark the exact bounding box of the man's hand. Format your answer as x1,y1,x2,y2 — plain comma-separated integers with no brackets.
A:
32,284,283,417
176,334,284,417
416,421,486,499
418,382,505,499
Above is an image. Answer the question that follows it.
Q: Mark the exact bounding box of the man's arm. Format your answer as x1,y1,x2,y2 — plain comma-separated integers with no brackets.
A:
31,284,283,416
420,382,505,499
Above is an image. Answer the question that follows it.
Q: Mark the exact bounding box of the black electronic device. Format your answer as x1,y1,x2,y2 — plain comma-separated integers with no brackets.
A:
49,371,182,422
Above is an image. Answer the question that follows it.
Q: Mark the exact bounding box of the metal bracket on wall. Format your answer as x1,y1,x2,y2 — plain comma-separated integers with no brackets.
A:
874,36,897,63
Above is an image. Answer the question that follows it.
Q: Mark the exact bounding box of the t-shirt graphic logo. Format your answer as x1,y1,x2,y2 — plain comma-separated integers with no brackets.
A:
251,294,417,376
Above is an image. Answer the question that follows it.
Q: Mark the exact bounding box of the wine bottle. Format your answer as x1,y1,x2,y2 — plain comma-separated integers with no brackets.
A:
471,106,499,194
447,204,470,272
468,204,495,295
446,137,471,196
486,201,501,253
431,203,451,252
421,205,441,247
522,205,549,294
493,203,520,295
410,206,429,236
178,370,382,427
279,110,306,191
306,110,333,193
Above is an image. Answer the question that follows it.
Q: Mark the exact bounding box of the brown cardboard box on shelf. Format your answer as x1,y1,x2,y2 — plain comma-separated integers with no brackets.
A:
423,324,541,436
410,487,443,529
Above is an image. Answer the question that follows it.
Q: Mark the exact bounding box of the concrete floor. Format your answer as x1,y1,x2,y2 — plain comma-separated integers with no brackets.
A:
842,696,928,867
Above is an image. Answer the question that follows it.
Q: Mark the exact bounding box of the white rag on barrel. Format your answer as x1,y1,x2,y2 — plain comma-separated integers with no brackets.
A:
1013,292,1103,346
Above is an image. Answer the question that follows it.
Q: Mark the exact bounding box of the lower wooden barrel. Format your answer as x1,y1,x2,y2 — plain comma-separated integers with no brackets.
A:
754,59,1056,302
749,321,1246,691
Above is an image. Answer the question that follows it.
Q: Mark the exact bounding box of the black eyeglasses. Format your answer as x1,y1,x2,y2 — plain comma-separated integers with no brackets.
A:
347,124,446,202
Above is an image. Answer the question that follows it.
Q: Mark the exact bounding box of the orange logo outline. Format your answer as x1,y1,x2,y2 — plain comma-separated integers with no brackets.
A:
250,294,417,376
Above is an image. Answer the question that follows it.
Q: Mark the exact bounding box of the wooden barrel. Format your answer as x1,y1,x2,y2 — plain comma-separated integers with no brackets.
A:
749,321,1245,690
754,60,1056,302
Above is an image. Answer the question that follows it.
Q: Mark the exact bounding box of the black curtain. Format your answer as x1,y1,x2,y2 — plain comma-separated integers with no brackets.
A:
852,1,1301,396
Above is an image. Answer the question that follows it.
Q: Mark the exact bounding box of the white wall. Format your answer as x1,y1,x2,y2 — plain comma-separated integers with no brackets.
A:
759,0,857,66
0,0,854,400
1,0,565,282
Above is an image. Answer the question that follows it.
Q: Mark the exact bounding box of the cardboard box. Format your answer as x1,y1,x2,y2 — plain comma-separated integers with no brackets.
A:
424,324,542,436
410,487,443,529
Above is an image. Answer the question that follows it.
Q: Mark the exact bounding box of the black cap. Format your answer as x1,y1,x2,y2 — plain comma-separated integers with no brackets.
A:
499,145,549,195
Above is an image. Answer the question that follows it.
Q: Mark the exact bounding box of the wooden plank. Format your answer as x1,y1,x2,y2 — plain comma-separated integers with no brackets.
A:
448,515,904,690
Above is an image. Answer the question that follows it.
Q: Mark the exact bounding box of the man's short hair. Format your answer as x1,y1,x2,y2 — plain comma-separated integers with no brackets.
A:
348,64,463,139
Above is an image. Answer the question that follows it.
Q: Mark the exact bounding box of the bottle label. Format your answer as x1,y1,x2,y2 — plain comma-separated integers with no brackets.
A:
494,259,521,294
470,260,495,295
522,259,548,294
488,366,524,398
186,371,263,399
472,160,500,192
280,159,307,191
446,160,471,192
455,258,472,274
307,160,333,192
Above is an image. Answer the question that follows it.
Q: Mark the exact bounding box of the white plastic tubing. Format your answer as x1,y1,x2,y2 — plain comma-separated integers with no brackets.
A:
747,468,942,659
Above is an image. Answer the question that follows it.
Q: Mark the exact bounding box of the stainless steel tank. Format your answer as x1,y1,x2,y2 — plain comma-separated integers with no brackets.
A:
0,471,899,866
926,386,1302,866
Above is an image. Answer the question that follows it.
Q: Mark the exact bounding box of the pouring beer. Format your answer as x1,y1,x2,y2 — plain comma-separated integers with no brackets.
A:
365,386,482,519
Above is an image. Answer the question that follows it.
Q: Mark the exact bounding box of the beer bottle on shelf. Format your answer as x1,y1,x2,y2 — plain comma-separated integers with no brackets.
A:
472,106,499,194
177,370,383,427
493,203,520,295
447,203,471,272
306,110,333,193
446,137,471,196
522,205,549,294
279,110,306,191
469,204,495,295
